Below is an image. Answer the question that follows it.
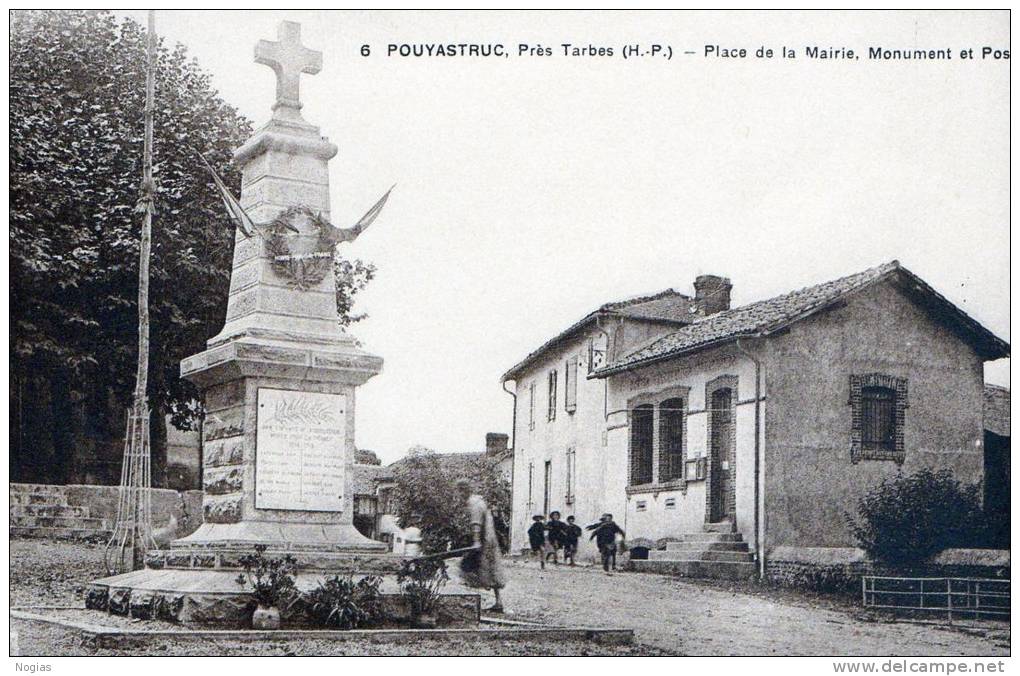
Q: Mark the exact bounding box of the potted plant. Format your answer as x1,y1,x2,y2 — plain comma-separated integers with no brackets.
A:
235,544,299,629
305,573,383,629
397,558,449,628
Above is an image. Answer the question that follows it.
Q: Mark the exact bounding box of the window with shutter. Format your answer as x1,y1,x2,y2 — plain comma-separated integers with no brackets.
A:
528,382,535,430
547,370,557,421
565,356,578,412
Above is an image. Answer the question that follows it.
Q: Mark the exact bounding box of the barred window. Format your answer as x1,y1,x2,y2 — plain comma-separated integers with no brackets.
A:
862,386,895,452
630,404,654,485
659,397,685,482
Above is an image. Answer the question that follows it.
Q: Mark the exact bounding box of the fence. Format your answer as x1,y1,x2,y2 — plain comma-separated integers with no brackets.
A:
862,576,1009,622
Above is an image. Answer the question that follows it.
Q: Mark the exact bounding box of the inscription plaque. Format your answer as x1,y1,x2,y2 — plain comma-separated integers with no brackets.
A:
256,388,346,511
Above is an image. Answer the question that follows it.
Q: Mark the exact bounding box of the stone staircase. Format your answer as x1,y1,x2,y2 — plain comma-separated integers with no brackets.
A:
630,521,756,581
10,483,113,541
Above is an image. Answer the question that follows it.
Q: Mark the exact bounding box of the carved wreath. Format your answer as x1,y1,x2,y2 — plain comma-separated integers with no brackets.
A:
264,206,336,290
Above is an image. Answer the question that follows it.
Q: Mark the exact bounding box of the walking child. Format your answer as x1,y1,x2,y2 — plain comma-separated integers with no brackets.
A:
563,515,582,566
527,514,547,569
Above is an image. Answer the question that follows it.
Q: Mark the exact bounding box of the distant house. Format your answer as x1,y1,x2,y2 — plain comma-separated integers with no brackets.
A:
502,261,1009,578
351,433,512,553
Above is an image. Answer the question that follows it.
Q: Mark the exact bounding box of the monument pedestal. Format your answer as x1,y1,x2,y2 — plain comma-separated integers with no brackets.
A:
87,21,412,625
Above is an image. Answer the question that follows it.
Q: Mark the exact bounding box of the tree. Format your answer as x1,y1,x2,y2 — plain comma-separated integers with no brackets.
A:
10,10,375,486
844,468,986,566
390,447,511,554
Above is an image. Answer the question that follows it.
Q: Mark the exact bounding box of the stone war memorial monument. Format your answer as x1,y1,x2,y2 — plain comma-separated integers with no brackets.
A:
86,21,425,625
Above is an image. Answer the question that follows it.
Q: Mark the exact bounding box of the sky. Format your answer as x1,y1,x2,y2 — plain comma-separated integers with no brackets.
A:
119,10,1010,464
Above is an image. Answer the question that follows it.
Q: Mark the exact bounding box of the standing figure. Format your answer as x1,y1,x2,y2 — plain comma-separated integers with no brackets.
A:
527,515,548,569
562,515,582,566
456,479,507,613
589,513,625,573
545,511,567,565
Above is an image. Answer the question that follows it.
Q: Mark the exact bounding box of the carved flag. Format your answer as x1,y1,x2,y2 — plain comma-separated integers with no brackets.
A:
195,150,259,238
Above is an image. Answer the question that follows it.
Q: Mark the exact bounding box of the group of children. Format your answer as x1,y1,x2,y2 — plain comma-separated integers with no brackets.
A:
527,511,626,573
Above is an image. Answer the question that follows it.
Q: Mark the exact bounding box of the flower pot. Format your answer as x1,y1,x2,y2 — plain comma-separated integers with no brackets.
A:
252,605,281,630
413,612,437,629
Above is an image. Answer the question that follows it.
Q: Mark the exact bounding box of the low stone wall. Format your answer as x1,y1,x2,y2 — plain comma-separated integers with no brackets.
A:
11,483,203,540
765,547,1010,595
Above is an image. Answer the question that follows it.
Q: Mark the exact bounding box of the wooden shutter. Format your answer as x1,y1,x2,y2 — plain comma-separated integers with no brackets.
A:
565,356,578,412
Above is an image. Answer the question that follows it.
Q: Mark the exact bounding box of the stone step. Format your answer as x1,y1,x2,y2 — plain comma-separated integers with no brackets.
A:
648,549,753,563
10,504,90,519
10,483,68,496
703,521,736,533
631,558,756,581
10,515,110,529
665,540,749,553
10,526,112,541
676,532,743,543
9,492,69,506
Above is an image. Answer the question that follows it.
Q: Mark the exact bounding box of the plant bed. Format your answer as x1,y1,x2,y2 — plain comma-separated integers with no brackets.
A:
12,606,635,652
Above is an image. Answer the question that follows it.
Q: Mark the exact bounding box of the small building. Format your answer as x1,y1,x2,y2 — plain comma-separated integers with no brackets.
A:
983,384,1010,548
502,261,1009,576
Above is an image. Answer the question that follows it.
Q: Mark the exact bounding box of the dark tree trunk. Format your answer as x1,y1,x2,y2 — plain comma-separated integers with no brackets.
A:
49,368,74,485
150,407,167,488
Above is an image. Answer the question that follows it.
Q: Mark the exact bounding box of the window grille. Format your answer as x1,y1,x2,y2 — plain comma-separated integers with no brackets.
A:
659,397,685,482
630,404,654,485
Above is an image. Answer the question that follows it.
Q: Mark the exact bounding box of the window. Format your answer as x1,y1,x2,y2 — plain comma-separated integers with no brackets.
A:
564,356,578,413
528,382,535,430
547,370,557,421
543,460,552,515
658,397,685,482
629,404,654,485
850,374,908,463
636,500,647,512
527,460,534,512
862,387,895,452
565,447,576,504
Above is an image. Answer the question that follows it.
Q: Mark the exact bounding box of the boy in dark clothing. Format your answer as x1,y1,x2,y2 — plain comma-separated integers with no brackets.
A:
527,515,547,569
545,511,566,565
589,513,625,572
562,515,582,566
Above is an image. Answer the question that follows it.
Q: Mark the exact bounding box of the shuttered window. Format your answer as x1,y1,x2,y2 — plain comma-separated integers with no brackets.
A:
547,370,557,421
564,356,578,412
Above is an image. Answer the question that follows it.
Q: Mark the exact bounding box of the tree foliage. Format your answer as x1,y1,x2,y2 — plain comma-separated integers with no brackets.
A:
844,468,986,565
10,10,376,483
390,446,511,555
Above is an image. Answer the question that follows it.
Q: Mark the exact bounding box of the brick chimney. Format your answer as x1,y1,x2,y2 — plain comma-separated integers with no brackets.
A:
485,432,509,456
694,275,732,316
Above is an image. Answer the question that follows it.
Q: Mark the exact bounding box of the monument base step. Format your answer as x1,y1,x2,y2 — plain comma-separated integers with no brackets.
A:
86,569,479,627
146,547,408,574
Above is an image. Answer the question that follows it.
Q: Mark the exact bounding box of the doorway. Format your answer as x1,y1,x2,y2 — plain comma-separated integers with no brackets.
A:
709,387,734,522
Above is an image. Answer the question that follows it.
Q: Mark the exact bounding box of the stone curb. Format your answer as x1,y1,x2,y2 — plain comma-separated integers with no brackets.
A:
12,608,634,650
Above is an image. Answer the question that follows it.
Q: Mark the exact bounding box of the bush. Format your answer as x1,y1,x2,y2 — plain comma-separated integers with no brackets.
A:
304,574,383,629
845,469,985,565
234,545,299,609
397,557,448,619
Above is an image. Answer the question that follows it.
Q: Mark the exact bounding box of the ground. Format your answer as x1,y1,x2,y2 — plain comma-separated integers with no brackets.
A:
10,538,1010,656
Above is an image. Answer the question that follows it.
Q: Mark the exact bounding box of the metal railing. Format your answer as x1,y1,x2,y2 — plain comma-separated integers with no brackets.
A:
862,576,1009,623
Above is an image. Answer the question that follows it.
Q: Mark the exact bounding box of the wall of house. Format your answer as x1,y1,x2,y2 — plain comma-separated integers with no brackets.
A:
510,327,611,561
763,280,986,551
604,343,764,550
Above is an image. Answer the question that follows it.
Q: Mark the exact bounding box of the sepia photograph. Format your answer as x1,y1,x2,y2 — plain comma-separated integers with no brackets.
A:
7,8,1011,665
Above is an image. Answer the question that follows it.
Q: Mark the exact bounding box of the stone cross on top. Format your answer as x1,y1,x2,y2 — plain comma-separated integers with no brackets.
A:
255,21,322,117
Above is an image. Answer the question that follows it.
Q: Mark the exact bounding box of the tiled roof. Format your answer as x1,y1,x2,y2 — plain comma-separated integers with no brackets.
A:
351,463,392,496
501,290,693,381
984,384,1010,437
387,451,485,478
593,261,1009,376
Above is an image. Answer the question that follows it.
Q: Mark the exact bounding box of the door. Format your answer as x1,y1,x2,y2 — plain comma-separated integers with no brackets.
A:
709,388,734,522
